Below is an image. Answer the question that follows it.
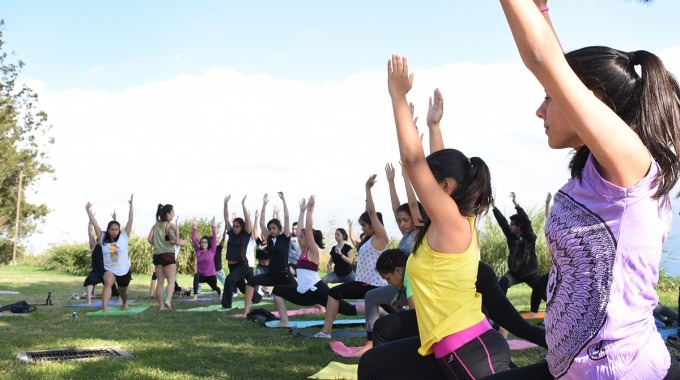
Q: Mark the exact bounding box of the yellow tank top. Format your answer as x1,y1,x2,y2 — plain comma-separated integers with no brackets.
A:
406,216,484,356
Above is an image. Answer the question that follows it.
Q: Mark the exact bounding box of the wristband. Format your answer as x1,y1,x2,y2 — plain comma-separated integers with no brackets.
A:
539,5,549,12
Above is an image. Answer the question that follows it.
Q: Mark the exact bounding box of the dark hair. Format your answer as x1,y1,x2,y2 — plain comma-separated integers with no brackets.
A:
375,249,408,275
565,46,680,198
232,217,246,231
508,214,527,235
396,202,427,226
292,222,298,227
156,204,174,222
310,229,325,249
413,149,492,253
103,221,121,244
199,235,212,250
356,211,384,251
335,228,348,241
267,218,282,232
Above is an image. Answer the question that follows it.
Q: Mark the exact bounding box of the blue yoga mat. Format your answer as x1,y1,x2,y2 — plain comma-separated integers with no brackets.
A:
658,327,678,340
265,318,365,329
66,300,136,307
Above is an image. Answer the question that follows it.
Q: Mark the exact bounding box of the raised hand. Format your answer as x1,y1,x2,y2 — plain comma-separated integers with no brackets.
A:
385,163,396,182
545,192,552,205
426,88,444,127
211,216,216,226
510,192,518,206
224,194,231,205
263,193,269,205
242,194,247,204
129,193,134,204
192,219,197,228
85,202,93,211
366,174,378,189
278,191,285,201
307,195,315,211
299,198,307,212
111,210,117,221
347,218,353,227
254,209,260,221
387,55,413,99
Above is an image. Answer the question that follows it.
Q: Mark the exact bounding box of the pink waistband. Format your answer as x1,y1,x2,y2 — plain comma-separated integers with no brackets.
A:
432,318,492,358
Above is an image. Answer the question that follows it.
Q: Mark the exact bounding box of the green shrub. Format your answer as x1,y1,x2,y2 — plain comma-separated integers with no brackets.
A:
42,242,91,275
0,238,23,265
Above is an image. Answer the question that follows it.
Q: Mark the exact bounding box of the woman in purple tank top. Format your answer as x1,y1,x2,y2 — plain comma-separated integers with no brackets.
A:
489,1,680,379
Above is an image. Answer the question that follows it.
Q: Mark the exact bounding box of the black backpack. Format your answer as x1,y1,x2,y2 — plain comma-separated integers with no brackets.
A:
246,308,279,325
0,300,36,314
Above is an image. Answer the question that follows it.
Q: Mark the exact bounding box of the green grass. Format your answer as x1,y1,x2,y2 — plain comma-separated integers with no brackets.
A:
0,265,677,379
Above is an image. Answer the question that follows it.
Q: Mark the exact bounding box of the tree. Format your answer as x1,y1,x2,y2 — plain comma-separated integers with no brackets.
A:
0,20,54,263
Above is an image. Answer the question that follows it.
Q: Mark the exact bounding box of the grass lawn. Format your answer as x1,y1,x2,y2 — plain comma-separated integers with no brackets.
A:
0,265,677,379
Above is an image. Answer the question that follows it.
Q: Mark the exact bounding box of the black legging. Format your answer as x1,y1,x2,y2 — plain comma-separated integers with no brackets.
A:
328,281,378,316
222,262,259,308
272,280,330,306
373,262,546,349
499,271,542,311
530,274,549,314
193,274,221,296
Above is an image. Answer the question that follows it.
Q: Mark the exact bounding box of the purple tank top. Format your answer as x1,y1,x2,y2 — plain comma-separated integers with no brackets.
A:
544,154,671,379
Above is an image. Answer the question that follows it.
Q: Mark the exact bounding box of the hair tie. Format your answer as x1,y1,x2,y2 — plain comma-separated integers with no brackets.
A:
628,51,638,66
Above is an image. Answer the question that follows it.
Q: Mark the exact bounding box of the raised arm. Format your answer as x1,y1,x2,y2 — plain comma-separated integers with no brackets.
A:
388,55,470,252
251,209,261,241
88,221,96,250
210,217,217,249
191,219,200,252
305,195,319,262
347,218,360,248
544,192,552,217
491,198,512,238
280,192,290,237
297,198,306,239
124,194,134,237
426,88,445,154
365,175,388,250
385,163,401,218
260,194,269,240
223,195,233,231
401,163,423,227
500,0,650,188
85,202,102,242
242,195,252,234
511,192,534,237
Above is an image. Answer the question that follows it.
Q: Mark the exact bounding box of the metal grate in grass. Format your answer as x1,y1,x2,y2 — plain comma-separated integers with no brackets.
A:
18,346,132,363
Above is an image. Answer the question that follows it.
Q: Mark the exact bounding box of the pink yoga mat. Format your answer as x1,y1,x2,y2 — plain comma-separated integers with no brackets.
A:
232,307,322,319
330,341,364,358
507,339,539,350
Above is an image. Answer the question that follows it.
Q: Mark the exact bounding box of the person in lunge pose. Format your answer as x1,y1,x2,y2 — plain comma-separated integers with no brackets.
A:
191,217,221,299
85,194,134,313
358,56,511,379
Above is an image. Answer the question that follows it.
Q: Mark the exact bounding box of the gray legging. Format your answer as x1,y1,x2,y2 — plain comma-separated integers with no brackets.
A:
321,270,355,284
364,285,406,340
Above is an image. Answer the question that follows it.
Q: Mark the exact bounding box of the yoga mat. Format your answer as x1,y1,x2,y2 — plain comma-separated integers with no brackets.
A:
85,305,150,317
330,341,363,358
507,339,539,350
293,329,367,339
177,301,243,312
177,297,219,302
0,291,20,295
520,311,545,319
0,312,31,317
265,318,365,329
658,327,678,341
65,300,136,308
308,361,357,380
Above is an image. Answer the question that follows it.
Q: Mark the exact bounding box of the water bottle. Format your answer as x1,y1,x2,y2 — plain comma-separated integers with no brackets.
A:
72,312,78,319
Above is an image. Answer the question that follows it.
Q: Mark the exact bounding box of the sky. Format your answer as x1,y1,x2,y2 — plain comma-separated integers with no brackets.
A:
3,0,680,272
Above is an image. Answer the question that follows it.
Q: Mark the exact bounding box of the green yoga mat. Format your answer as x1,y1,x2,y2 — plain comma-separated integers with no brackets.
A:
85,305,150,317
177,301,244,312
265,318,365,329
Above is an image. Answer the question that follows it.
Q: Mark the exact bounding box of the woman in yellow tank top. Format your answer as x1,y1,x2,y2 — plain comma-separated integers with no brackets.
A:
358,56,511,379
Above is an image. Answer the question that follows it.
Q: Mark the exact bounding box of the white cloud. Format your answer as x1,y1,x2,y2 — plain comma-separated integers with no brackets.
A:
22,49,680,254
87,66,104,75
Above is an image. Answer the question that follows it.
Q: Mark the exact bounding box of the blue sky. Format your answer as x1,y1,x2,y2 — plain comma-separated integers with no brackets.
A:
3,0,680,272
4,1,680,92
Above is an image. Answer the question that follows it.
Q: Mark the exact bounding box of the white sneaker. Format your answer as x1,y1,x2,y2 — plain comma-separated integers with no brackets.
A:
312,331,332,339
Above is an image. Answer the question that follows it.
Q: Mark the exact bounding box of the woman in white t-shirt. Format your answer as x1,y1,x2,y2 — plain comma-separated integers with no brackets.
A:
85,194,134,312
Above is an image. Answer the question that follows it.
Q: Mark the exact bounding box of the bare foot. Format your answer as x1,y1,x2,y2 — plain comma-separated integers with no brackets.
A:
274,321,289,328
192,295,198,301
163,302,173,312
354,342,373,357
121,303,129,311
